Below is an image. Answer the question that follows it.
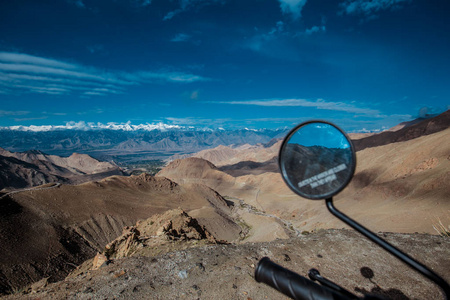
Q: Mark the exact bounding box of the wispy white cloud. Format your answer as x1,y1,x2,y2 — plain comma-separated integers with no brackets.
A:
76,108,105,115
0,110,30,117
246,18,325,58
131,0,152,7
171,33,191,42
190,90,199,100
304,25,326,35
87,44,105,54
164,9,182,21
121,71,209,83
339,0,411,18
181,90,200,100
0,52,210,96
165,116,232,125
82,91,107,96
246,21,287,52
163,0,225,21
1,110,68,123
13,116,49,122
296,16,327,36
241,115,413,132
278,0,307,20
66,0,86,9
208,98,381,115
0,52,78,69
67,0,152,9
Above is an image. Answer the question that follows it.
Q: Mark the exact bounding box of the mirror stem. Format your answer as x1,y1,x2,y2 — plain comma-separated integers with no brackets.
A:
325,198,450,299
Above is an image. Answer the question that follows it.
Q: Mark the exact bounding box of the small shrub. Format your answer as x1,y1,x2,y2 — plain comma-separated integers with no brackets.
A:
433,217,449,237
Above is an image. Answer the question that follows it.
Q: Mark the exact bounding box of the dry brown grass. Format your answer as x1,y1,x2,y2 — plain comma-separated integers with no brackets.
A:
433,214,450,237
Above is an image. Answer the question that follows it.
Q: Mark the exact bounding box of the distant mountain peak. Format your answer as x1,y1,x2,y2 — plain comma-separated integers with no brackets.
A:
0,121,185,132
0,121,291,133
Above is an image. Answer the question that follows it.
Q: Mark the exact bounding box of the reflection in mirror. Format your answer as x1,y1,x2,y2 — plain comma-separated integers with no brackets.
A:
279,122,356,200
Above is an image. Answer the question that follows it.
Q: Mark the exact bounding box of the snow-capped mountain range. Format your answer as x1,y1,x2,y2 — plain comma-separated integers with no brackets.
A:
1,121,185,132
0,122,287,162
0,121,284,133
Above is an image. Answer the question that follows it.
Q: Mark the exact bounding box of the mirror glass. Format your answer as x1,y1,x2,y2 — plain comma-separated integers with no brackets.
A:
279,121,356,200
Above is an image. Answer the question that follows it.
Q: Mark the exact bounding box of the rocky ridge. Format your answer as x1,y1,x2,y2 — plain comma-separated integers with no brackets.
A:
81,209,222,273
352,110,450,151
0,148,122,190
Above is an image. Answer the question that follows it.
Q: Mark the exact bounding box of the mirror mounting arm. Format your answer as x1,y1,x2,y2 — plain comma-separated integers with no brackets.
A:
325,197,450,299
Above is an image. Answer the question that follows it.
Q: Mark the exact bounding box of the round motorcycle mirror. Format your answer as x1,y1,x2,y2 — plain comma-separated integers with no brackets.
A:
279,121,356,200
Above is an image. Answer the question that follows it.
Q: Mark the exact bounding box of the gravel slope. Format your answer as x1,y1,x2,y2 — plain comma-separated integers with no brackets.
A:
4,229,449,300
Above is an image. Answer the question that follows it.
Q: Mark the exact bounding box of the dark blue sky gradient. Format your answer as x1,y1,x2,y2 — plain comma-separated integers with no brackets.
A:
0,0,449,131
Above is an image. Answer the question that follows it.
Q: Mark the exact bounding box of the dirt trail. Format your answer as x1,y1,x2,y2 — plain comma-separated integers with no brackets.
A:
0,182,61,199
227,196,303,240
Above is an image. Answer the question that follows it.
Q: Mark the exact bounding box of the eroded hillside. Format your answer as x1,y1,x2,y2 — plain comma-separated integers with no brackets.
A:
157,127,450,236
0,174,240,294
0,149,123,190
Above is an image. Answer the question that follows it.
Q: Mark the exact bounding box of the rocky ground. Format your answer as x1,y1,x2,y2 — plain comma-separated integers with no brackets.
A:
3,227,449,300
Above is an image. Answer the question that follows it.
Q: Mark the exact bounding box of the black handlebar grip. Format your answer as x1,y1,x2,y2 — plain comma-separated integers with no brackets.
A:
255,257,352,300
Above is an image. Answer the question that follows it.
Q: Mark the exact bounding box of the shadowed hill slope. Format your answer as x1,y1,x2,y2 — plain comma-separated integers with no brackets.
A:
353,110,450,151
0,174,240,295
167,140,282,167
0,149,123,190
218,156,279,176
0,155,67,189
0,149,118,175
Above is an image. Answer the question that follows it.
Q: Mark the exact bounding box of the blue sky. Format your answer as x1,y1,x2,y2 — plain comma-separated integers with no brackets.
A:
0,0,449,131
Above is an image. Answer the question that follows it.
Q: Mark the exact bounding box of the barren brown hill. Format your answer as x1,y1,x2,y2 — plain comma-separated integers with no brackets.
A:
187,144,240,165
157,157,297,243
158,127,450,237
168,140,282,167
0,174,240,295
353,110,450,151
218,156,279,176
0,149,123,190
348,117,427,140
157,158,236,190
0,149,119,175
0,155,67,189
386,117,428,132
